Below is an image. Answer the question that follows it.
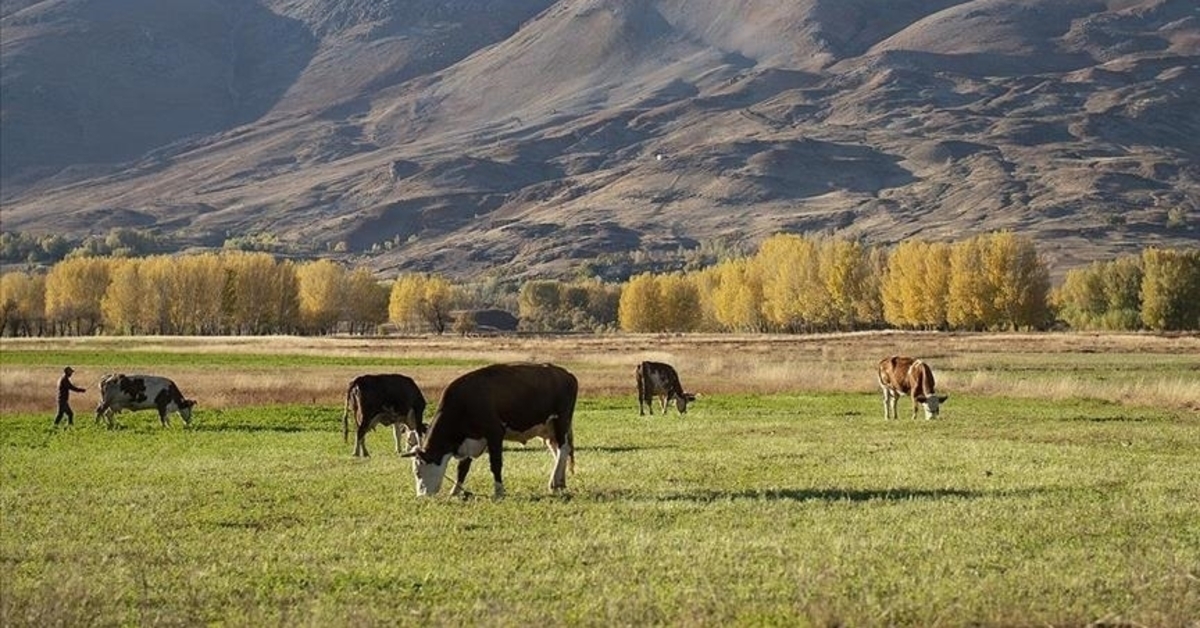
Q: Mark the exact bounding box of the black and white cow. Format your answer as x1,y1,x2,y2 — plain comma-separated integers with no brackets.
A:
636,361,696,415
403,363,577,499
877,356,948,420
342,373,427,457
95,374,195,428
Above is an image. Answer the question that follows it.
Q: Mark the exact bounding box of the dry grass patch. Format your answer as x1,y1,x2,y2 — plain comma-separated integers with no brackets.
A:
2,332,1198,414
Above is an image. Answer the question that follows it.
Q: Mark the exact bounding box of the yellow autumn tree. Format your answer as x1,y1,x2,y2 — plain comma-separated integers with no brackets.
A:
946,236,994,330
658,272,701,332
982,232,1051,330
756,234,820,331
45,256,113,334
710,258,765,332
297,259,347,334
883,240,952,329
618,273,663,332
100,258,145,334
343,267,389,334
1140,247,1200,331
170,253,227,334
0,271,46,336
389,273,458,333
222,252,298,334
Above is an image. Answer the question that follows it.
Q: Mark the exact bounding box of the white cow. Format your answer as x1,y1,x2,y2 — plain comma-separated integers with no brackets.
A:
95,374,195,428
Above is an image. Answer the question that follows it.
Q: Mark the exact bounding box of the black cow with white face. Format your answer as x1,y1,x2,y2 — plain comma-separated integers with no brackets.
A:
404,363,577,499
342,373,427,457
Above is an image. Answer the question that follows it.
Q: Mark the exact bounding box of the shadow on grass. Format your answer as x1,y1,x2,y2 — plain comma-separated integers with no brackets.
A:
189,423,326,434
583,486,1054,503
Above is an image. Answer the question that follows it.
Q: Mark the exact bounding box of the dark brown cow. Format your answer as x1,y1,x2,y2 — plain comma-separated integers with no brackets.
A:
636,361,695,415
342,374,427,457
95,374,195,428
404,363,577,499
877,356,948,420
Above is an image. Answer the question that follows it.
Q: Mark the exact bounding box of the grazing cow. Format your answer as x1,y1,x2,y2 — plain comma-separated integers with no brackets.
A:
877,356,948,420
95,374,195,428
403,363,577,499
342,374,427,457
636,361,695,415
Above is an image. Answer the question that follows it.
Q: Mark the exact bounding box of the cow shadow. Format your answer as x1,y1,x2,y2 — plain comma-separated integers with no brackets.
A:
189,423,323,434
583,486,1053,503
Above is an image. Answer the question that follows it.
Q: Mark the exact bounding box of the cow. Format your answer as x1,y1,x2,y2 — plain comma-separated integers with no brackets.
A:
877,356,948,420
95,374,196,428
403,363,577,500
342,374,427,457
636,361,696,415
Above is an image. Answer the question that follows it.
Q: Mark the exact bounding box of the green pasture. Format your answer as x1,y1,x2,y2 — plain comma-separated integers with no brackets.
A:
2,390,1198,627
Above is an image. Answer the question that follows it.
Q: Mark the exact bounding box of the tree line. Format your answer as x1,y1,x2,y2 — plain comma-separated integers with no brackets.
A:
2,234,1197,336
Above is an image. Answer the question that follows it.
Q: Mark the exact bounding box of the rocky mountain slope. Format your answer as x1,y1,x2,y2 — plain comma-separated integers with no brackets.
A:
2,0,1197,279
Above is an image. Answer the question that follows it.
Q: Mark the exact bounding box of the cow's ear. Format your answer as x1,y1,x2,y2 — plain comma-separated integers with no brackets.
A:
915,394,928,402
938,395,949,403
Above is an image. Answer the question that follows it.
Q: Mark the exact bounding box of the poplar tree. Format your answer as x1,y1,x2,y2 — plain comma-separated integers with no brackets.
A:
0,271,46,336
45,256,112,334
618,273,663,332
343,268,388,334
1141,247,1200,331
297,259,347,334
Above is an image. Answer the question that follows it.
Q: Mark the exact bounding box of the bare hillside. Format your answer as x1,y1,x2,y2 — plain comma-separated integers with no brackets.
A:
1,0,1197,279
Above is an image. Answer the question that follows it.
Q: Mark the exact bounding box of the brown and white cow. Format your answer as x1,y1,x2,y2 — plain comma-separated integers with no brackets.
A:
636,361,695,415
95,374,195,428
403,363,577,499
877,356,948,420
342,374,427,457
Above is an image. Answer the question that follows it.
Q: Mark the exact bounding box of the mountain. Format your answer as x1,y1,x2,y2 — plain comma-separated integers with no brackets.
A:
2,0,1197,279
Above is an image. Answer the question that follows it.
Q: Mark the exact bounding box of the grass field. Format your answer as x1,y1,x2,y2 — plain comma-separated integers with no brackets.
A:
2,333,1198,626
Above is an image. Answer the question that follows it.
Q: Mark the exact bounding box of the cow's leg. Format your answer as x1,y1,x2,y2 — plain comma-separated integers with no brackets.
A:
547,438,571,492
486,437,505,500
910,395,920,421
391,422,405,454
881,388,894,420
355,423,370,457
637,377,646,416
450,458,473,497
94,403,108,424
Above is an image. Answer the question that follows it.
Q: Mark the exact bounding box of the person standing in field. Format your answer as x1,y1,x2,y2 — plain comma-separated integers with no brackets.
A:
54,366,86,427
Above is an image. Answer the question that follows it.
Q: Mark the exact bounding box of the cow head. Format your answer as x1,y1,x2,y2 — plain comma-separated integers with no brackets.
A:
915,394,948,419
179,399,196,425
402,447,451,496
675,392,697,414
